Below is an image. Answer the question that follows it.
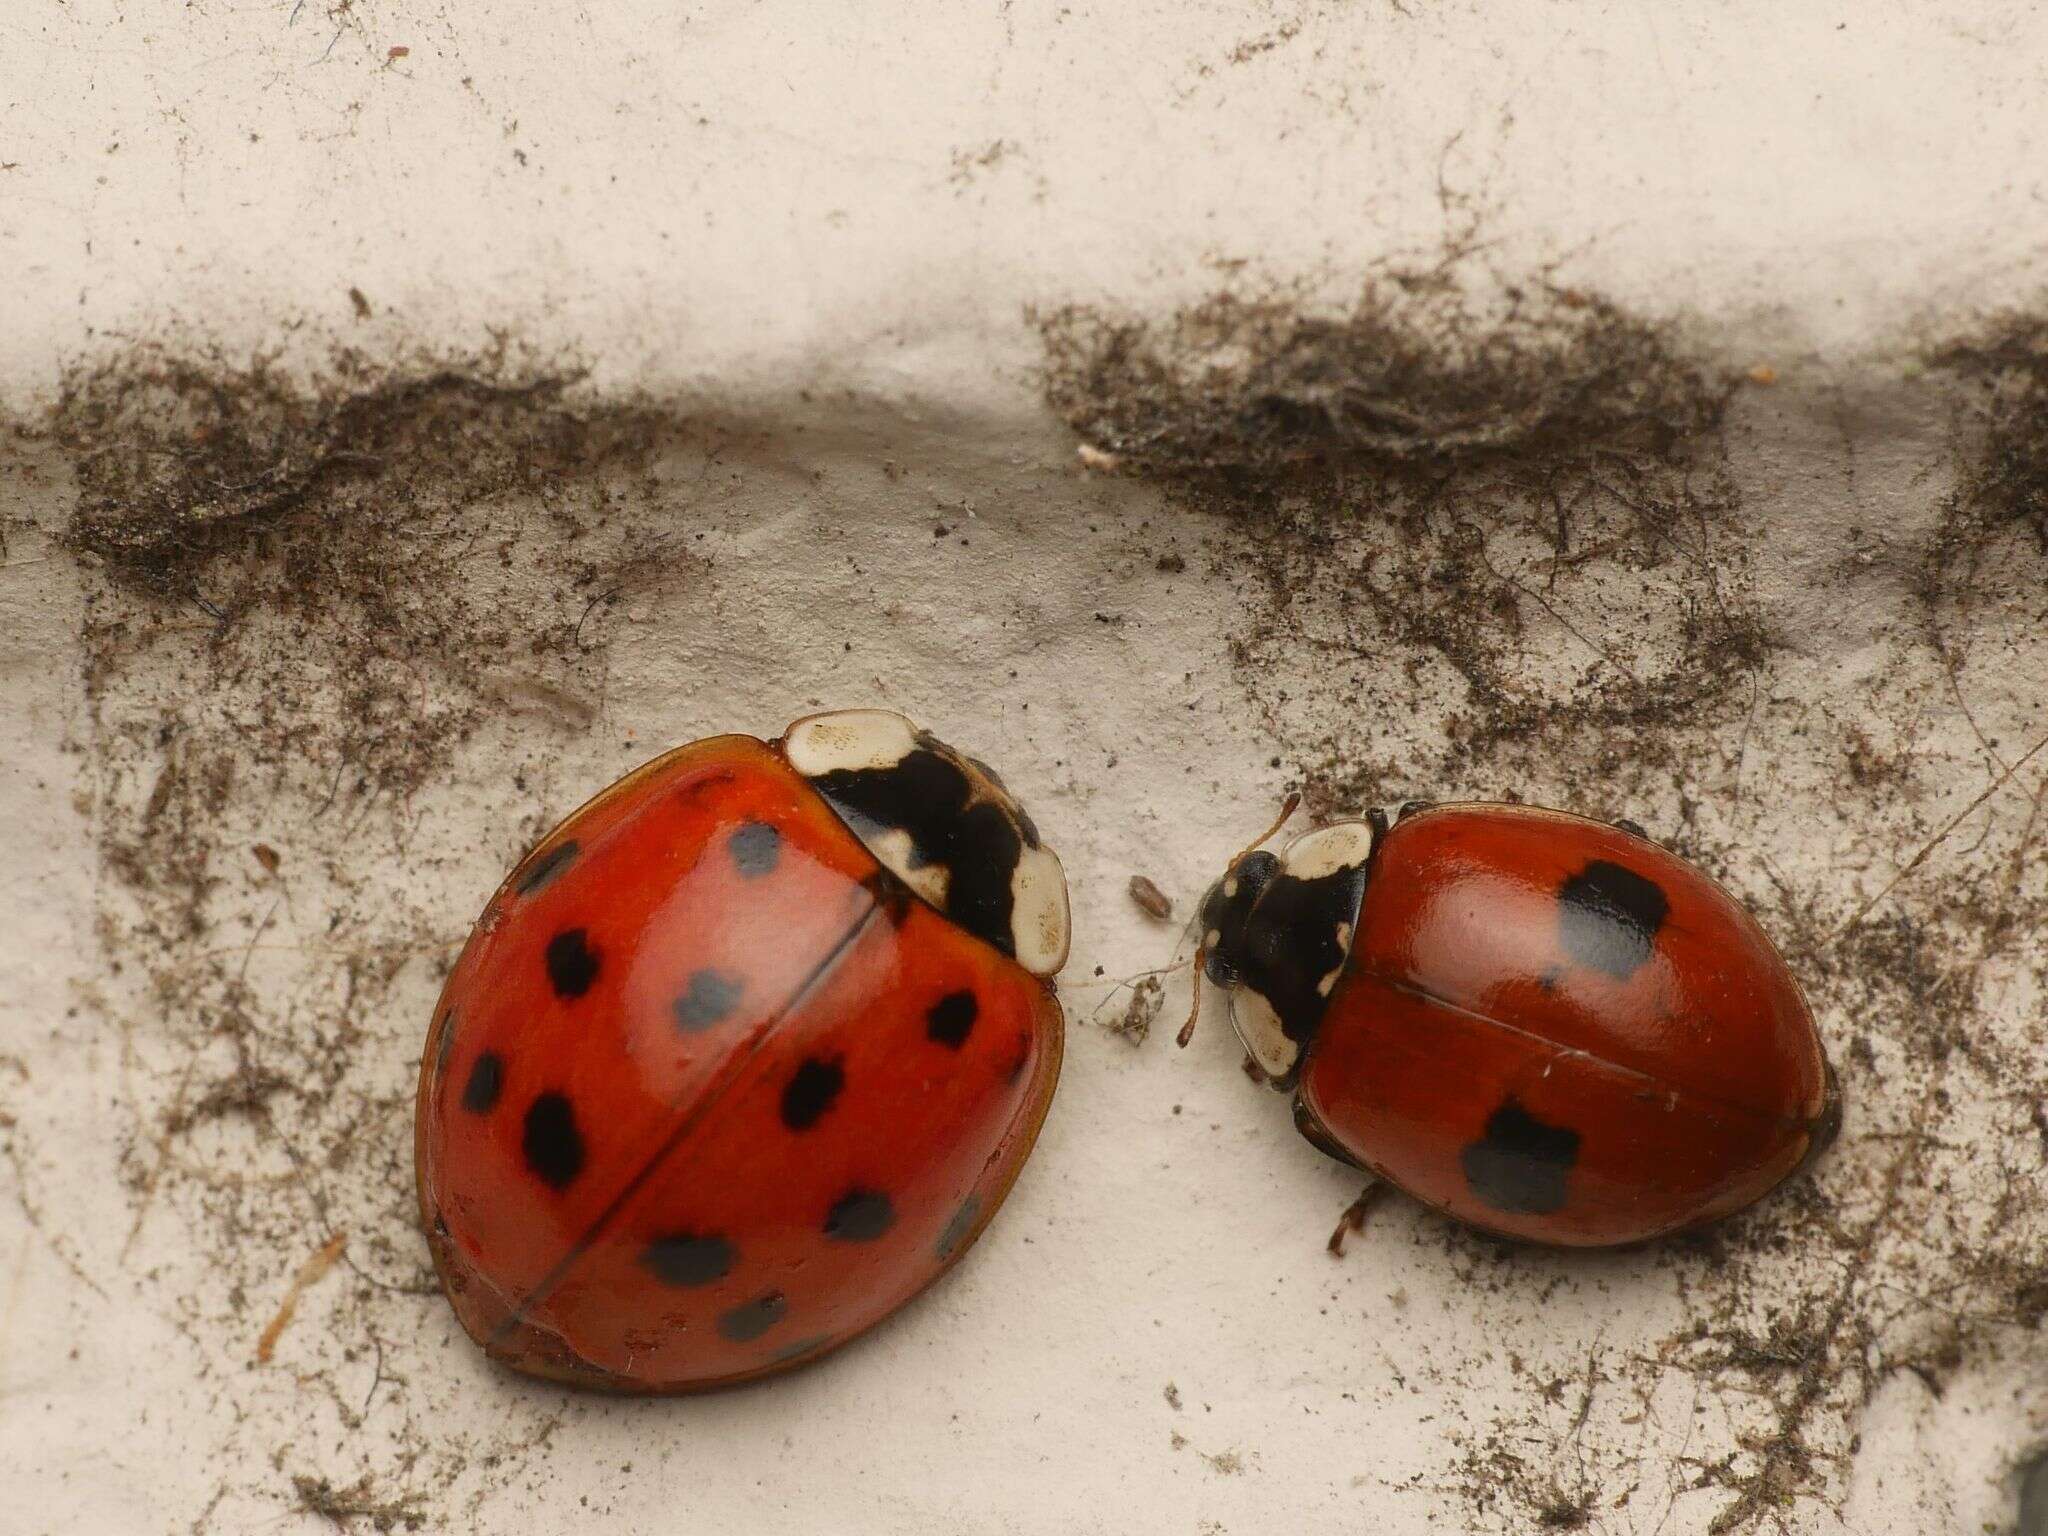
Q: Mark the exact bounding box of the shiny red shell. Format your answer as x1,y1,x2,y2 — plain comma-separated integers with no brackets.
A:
1296,805,1835,1246
416,735,1063,1391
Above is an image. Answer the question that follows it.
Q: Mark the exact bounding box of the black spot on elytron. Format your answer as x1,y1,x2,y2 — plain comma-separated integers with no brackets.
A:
716,1291,787,1343
780,1057,845,1130
824,1187,895,1242
460,1050,503,1114
672,969,744,1032
545,928,601,999
727,821,781,878
639,1232,735,1288
926,989,978,1048
522,1092,586,1190
514,838,581,895
934,1195,982,1260
1557,859,1669,980
1460,1098,1581,1215
804,735,1030,960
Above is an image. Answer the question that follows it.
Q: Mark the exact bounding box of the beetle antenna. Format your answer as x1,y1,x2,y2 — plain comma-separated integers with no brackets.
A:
1176,792,1301,1050
1243,792,1302,860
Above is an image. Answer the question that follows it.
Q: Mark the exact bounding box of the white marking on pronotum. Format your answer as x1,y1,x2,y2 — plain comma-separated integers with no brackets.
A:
783,708,920,776
1318,920,1355,996
1010,842,1071,977
1230,986,1298,1079
1278,821,1376,881
871,827,951,911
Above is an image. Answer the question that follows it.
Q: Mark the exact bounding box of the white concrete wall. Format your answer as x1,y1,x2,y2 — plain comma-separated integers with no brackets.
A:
7,2,2046,405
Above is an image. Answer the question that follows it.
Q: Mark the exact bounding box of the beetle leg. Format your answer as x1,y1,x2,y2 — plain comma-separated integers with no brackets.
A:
1395,800,1434,823
1326,1179,1387,1258
1614,818,1649,839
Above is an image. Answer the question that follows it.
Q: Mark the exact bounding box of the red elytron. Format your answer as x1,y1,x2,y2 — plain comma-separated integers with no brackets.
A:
1194,802,1837,1248
417,710,1068,1391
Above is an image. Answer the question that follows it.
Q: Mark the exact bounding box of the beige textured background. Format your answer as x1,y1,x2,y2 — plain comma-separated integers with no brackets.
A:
4,5,2048,1533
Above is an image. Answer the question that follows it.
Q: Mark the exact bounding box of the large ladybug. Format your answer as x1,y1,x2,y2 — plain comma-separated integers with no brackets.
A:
1187,801,1838,1249
416,709,1069,1391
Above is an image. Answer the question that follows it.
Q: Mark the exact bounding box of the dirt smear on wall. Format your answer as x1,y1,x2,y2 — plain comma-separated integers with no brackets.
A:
28,344,712,1525
1042,281,2048,1533
1919,314,2048,693
1040,280,1758,811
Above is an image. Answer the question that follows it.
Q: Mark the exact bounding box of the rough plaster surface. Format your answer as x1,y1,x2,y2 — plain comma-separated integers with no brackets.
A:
6,1,2048,407
4,5,2048,1535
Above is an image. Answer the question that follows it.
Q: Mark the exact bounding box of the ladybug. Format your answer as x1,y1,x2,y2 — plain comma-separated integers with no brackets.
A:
1187,800,1839,1249
416,709,1069,1392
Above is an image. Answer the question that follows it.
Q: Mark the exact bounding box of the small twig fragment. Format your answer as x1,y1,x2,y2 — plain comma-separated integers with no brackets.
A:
256,1230,348,1363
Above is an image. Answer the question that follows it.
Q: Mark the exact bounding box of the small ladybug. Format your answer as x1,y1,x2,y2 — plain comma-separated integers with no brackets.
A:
416,709,1069,1391
1187,799,1839,1249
